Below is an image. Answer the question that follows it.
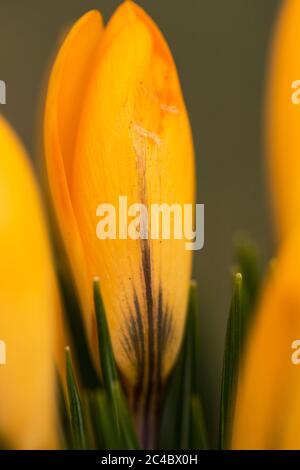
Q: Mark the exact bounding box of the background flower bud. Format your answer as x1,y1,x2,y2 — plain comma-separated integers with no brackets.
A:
232,231,300,449
0,116,57,449
266,0,300,239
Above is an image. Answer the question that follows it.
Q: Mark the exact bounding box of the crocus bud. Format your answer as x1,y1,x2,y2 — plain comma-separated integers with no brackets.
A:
0,116,57,449
44,0,195,412
266,0,300,238
232,231,300,449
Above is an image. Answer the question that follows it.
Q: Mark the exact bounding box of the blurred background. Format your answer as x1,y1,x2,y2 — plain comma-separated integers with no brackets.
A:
0,0,282,445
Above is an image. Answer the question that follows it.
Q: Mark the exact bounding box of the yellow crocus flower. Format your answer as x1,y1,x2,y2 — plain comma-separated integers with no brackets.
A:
44,0,195,426
266,0,300,238
0,116,57,449
232,0,300,449
232,230,300,449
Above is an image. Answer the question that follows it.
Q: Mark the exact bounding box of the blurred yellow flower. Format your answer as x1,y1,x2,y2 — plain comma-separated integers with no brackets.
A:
0,116,57,449
266,0,300,239
232,0,300,449
44,0,195,426
232,231,300,449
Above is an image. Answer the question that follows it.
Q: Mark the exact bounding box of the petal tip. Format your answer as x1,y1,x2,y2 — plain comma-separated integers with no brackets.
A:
80,9,103,27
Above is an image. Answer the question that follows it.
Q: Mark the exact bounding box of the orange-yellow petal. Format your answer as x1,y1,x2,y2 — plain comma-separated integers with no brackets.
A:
232,230,300,449
0,116,57,449
71,1,195,394
44,11,103,339
266,0,300,238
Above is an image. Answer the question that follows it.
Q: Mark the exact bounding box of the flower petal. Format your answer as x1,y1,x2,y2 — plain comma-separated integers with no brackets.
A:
266,0,300,238
0,116,57,449
232,231,300,449
71,2,195,394
44,11,103,338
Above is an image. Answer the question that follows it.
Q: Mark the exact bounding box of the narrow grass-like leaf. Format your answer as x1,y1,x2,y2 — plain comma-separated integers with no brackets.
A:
235,236,261,318
56,369,72,449
179,298,193,450
191,395,208,450
160,280,208,450
178,353,192,449
93,278,139,450
189,281,208,449
118,389,140,450
87,390,122,449
159,299,192,449
45,189,100,390
93,279,119,422
57,261,100,389
219,272,243,449
189,281,201,393
66,347,87,450
159,351,184,449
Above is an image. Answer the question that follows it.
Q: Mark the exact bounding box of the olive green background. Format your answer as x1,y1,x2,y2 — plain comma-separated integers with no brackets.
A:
0,0,282,444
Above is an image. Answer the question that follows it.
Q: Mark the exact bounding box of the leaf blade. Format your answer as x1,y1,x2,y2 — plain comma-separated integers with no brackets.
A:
219,272,243,449
66,347,88,450
93,278,139,450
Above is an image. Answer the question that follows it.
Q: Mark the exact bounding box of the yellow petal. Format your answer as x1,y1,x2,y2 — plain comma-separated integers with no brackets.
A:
232,230,300,449
44,10,103,339
71,0,195,403
266,0,300,238
0,116,57,449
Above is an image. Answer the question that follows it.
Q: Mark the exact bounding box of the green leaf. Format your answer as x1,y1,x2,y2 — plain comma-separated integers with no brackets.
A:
159,280,208,450
57,260,100,389
179,297,193,450
93,279,139,450
45,189,100,390
56,369,72,449
218,240,262,450
66,347,88,450
235,235,261,317
117,388,141,450
189,281,201,394
219,272,244,450
93,279,119,420
190,395,208,450
87,390,122,449
159,295,192,450
189,281,208,449
159,350,184,449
